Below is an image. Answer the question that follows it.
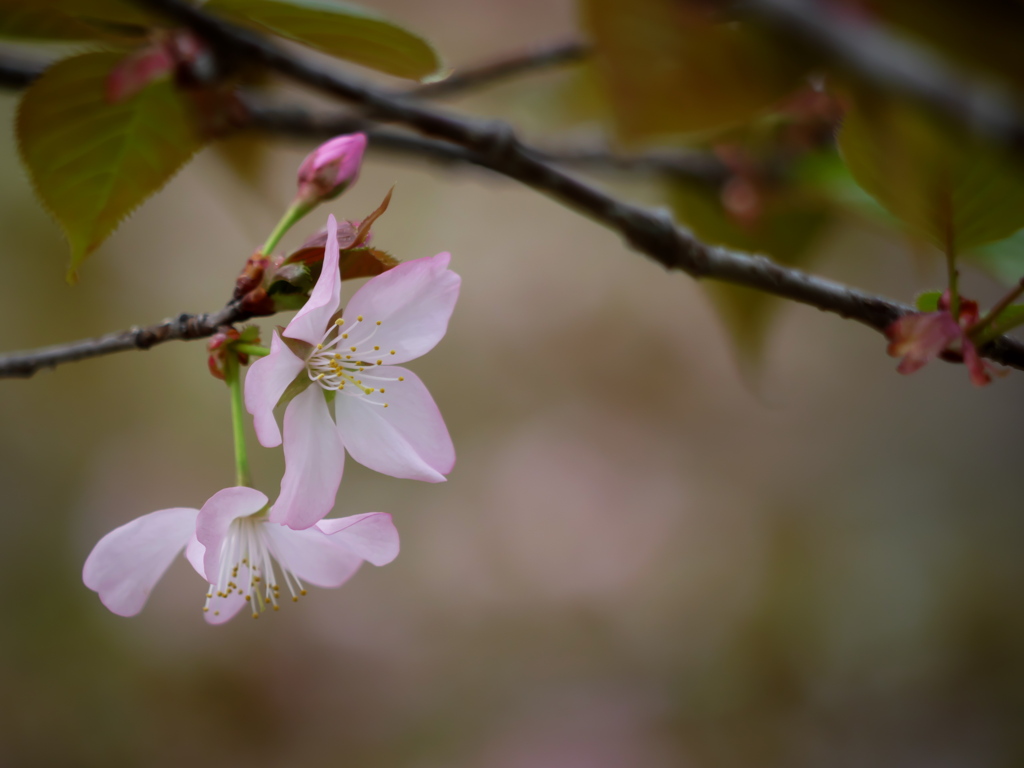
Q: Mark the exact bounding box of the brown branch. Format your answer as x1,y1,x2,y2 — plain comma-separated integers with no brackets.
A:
0,303,248,379
240,99,730,184
409,40,588,100
0,51,48,88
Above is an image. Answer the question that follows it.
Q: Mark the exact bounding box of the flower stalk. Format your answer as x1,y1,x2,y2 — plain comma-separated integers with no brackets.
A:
260,201,310,257
224,348,253,488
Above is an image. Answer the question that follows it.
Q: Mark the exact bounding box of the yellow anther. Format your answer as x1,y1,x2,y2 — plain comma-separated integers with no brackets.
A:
335,318,343,326
376,321,381,326
316,343,323,350
252,613,259,619
292,597,299,602
376,359,382,365
383,403,389,408
214,611,220,616
374,346,380,351
390,350,396,355
273,605,279,611
398,376,405,381
350,346,357,352
341,333,348,339
357,315,364,321
203,607,209,612
300,589,307,596
345,355,352,359
245,595,251,601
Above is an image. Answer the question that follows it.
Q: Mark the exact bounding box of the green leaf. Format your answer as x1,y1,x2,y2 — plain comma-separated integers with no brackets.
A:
580,0,807,142
56,0,155,27
667,178,831,364
915,291,942,312
205,0,442,81
968,227,1024,285
838,94,1024,254
0,3,104,40
0,0,152,40
17,51,205,282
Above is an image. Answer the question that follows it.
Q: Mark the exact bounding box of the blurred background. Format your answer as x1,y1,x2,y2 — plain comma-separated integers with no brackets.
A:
4,0,1024,766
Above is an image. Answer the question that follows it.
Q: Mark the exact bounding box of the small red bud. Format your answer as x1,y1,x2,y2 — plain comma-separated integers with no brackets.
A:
296,134,367,205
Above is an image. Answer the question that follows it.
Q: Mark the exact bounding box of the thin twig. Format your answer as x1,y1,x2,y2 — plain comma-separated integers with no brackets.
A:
410,40,588,99
0,303,247,379
0,51,49,88
240,99,730,184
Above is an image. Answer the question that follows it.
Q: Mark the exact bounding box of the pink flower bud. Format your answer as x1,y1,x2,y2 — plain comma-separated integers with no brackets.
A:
296,133,368,204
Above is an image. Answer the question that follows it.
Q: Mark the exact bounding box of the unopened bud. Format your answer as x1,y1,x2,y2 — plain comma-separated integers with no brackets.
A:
296,133,368,205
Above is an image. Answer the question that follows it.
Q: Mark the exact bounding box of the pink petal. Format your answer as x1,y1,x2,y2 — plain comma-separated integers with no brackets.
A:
185,534,205,578
284,214,342,346
334,366,454,482
342,252,460,364
963,340,994,387
204,564,250,625
263,524,364,587
196,487,269,583
244,331,306,448
83,507,198,617
316,512,400,566
269,386,345,530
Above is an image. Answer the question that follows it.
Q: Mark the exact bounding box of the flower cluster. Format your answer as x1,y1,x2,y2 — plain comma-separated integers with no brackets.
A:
885,291,999,386
83,135,460,623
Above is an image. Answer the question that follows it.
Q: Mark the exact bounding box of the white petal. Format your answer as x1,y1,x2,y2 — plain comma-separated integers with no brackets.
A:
269,386,345,530
244,331,306,448
195,487,269,584
334,366,453,482
342,252,460,364
316,512,400,566
284,214,342,346
263,524,364,588
83,507,198,617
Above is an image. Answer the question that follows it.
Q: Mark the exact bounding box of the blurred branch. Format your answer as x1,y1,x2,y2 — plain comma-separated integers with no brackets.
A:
0,303,249,379
409,39,588,99
738,0,1024,151
0,46,727,184
241,99,730,184
0,51,48,88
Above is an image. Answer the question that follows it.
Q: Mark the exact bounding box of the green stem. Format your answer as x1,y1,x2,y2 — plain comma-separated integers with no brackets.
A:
234,343,271,358
224,350,253,488
969,278,1024,342
260,200,313,256
940,189,960,320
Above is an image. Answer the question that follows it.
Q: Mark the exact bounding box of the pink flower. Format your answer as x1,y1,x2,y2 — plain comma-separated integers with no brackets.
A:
885,292,999,386
245,215,459,529
83,487,399,624
296,134,368,205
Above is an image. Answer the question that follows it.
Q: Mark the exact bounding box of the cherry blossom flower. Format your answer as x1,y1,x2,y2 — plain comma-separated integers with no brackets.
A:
885,292,1000,386
245,215,459,529
83,486,399,624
